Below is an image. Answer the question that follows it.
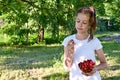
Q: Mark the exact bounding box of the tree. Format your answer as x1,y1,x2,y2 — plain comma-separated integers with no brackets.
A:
0,0,119,45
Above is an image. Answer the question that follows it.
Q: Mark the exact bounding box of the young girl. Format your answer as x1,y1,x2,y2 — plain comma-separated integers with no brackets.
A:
62,6,108,80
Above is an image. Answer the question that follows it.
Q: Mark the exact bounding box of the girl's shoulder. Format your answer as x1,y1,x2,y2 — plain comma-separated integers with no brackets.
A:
92,37,101,42
64,34,75,40
90,36,101,44
91,37,103,50
62,34,75,47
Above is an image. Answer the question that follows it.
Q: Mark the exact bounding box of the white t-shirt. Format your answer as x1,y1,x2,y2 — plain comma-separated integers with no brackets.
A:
62,34,103,80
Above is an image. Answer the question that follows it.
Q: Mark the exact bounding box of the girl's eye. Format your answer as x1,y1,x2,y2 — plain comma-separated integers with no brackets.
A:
83,23,87,24
83,22,87,24
76,21,80,23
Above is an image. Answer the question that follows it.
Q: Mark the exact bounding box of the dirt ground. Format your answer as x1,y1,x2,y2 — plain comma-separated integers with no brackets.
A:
100,33,120,43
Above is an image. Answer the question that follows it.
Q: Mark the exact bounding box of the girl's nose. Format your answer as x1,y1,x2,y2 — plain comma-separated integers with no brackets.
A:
78,22,82,27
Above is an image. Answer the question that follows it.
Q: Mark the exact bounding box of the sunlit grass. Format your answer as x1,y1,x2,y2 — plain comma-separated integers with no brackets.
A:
99,41,120,80
0,44,66,80
95,31,120,38
0,32,120,80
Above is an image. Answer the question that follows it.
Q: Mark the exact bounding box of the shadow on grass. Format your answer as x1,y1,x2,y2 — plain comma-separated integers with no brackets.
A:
42,72,69,80
109,65,120,71
103,76,120,80
0,45,63,70
0,41,120,80
42,72,120,80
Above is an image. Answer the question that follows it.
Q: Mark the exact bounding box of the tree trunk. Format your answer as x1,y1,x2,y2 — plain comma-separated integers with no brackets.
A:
26,23,29,44
38,28,44,42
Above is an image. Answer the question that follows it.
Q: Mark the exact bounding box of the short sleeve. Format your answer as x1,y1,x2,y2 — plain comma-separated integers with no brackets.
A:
94,38,103,50
62,37,68,47
62,35,74,47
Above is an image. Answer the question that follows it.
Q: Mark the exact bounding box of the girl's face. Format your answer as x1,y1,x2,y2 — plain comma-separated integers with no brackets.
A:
75,13,90,34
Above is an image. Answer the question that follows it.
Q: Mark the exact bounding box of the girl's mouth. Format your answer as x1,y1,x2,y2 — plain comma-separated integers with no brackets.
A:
77,28,83,30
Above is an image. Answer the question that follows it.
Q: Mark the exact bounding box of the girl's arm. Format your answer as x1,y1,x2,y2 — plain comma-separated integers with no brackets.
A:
82,48,108,76
63,40,75,71
95,48,108,71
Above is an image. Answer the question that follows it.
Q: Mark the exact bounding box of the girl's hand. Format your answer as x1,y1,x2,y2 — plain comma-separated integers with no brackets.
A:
82,67,97,76
65,39,75,67
66,39,75,51
66,39,75,57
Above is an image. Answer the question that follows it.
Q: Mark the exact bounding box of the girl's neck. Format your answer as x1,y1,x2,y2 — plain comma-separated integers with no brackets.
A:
76,33,89,40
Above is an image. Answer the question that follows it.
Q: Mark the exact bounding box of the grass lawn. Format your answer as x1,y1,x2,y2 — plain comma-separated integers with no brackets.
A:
0,31,120,80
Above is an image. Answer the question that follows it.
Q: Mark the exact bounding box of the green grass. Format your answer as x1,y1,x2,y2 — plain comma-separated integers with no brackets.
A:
100,41,120,80
0,31,120,80
95,31,120,38
0,44,66,80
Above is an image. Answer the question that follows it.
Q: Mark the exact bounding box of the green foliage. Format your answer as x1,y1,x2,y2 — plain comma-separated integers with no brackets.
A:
9,36,20,45
45,38,60,44
9,35,36,45
2,22,16,35
16,29,30,36
45,34,68,44
0,0,120,44
109,17,120,31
